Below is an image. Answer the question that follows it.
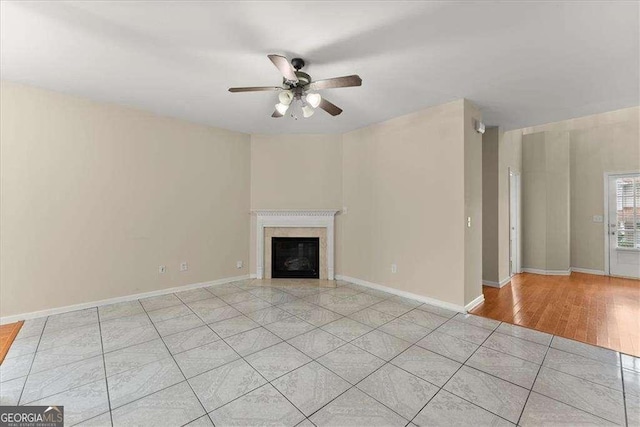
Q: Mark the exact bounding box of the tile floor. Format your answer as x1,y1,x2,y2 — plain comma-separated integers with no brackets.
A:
0,279,638,426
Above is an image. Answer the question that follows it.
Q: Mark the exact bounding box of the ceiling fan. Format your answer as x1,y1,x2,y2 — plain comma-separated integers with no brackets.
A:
228,55,362,119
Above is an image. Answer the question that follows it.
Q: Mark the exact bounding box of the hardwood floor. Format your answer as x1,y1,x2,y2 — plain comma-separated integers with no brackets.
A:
0,320,24,364
471,272,640,357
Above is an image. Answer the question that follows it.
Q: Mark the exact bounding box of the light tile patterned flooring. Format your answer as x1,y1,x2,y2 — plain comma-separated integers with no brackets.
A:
1,279,638,426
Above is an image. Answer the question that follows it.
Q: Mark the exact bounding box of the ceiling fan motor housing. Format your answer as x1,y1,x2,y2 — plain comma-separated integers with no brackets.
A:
291,57,305,70
285,71,311,87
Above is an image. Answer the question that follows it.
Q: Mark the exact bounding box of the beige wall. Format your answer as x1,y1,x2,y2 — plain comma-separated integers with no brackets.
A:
500,107,639,274
250,100,482,305
0,81,251,317
249,134,342,275
6,79,635,319
544,132,571,271
463,101,483,305
569,115,640,271
522,131,571,272
2,85,482,316
482,128,500,283
4,79,635,320
250,134,343,210
340,100,471,308
521,132,548,270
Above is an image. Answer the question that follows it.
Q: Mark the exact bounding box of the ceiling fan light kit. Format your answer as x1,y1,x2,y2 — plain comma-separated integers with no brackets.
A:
306,93,322,108
229,54,362,119
302,105,315,118
275,102,289,115
278,90,294,106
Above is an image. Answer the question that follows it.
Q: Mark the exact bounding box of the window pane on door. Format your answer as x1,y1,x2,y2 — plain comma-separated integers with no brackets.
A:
615,177,639,249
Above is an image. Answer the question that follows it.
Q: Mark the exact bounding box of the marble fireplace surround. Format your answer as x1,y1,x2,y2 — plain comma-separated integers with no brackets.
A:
254,210,338,280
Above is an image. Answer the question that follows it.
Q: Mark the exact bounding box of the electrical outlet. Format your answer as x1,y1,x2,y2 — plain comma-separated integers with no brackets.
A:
391,263,397,274
467,217,472,228
593,215,604,223
159,265,166,274
180,261,188,272
236,260,243,269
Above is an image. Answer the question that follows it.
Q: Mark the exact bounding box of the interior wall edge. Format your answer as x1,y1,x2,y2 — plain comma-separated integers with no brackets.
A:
482,276,512,288
464,294,486,312
521,267,572,276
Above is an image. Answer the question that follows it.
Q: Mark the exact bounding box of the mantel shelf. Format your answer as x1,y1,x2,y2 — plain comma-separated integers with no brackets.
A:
251,209,339,217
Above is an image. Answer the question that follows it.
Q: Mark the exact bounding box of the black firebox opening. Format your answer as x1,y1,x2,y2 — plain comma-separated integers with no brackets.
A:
271,237,320,279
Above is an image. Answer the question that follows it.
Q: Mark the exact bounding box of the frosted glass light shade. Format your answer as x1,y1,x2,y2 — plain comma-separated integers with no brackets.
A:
302,105,315,118
275,103,289,115
278,90,294,106
306,93,321,108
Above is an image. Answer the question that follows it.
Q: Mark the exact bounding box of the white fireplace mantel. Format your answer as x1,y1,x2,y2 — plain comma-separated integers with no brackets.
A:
253,210,339,280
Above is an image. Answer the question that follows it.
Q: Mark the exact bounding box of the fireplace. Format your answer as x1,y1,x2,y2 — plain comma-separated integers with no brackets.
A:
253,210,337,280
271,237,320,279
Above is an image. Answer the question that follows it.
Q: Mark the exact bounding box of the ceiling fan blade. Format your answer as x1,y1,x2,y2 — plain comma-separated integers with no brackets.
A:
228,86,282,93
268,54,299,83
307,75,362,91
271,109,284,118
318,98,343,116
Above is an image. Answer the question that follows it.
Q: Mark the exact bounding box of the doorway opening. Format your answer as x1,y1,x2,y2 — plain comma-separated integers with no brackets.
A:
605,172,640,279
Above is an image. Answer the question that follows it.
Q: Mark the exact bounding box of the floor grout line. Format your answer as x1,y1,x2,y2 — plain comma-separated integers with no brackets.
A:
17,375,113,408
6,280,635,427
90,304,628,425
257,292,470,424
0,290,500,412
516,334,552,425
204,282,406,424
95,309,115,427
540,361,625,393
410,316,517,426
138,295,212,426
211,309,311,423
527,388,627,426
15,316,49,405
620,352,630,427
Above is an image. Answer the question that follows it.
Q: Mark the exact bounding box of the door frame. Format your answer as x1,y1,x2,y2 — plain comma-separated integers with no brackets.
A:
603,171,640,276
509,169,522,276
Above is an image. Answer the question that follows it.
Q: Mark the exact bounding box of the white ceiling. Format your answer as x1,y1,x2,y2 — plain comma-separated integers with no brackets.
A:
1,1,638,134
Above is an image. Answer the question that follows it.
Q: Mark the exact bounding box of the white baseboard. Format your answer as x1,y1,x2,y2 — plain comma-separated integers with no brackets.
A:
0,274,250,325
465,294,485,311
522,268,572,276
571,267,605,276
482,280,499,287
335,274,471,313
482,277,512,288
609,273,640,280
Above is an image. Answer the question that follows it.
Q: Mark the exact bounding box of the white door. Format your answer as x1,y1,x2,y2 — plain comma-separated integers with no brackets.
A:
607,174,640,279
510,172,521,275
